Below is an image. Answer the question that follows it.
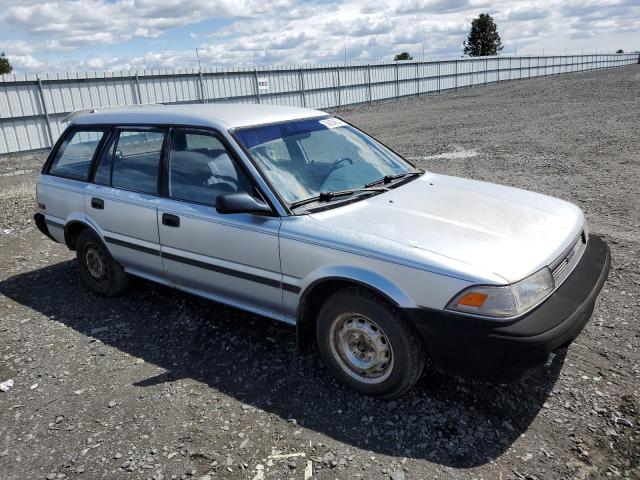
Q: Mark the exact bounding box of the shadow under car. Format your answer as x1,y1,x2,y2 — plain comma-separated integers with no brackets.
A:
0,260,566,468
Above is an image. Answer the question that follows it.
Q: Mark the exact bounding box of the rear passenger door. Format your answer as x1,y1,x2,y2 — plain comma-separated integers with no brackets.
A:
85,127,166,280
157,128,283,319
38,126,107,242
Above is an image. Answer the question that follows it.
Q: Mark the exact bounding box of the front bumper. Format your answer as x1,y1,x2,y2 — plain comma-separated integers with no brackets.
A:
405,235,611,383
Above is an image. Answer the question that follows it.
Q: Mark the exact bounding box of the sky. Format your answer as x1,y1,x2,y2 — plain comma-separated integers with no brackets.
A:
1,0,638,74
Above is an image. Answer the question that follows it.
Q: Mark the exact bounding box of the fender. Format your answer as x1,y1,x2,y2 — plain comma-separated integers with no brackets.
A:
297,265,417,311
294,265,418,351
62,213,103,250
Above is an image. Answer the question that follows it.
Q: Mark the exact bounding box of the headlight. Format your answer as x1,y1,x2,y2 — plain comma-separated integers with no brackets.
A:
446,268,555,319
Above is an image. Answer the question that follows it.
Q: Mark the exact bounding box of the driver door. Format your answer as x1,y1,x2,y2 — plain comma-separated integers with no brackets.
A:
157,128,284,320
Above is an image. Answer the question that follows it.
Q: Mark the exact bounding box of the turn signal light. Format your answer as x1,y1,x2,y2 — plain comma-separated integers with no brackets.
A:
456,292,487,307
37,202,46,210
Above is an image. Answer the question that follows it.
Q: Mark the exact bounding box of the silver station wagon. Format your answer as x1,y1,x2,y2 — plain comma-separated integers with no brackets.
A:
34,104,610,398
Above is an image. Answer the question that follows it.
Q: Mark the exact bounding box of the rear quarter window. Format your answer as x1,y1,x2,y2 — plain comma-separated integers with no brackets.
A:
48,128,106,181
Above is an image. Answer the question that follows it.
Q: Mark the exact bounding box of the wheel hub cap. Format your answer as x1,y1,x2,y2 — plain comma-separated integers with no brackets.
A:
330,314,393,384
84,245,106,279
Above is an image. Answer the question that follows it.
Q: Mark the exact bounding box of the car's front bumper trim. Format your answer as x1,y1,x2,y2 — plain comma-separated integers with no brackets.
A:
404,234,611,383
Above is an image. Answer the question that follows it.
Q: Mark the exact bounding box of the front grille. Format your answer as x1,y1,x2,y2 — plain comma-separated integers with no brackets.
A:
552,259,569,281
550,232,586,287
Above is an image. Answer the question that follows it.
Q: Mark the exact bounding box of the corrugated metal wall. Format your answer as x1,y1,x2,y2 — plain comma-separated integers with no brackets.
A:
0,53,637,154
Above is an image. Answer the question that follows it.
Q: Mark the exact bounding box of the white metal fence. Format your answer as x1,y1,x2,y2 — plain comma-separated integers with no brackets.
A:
0,53,637,155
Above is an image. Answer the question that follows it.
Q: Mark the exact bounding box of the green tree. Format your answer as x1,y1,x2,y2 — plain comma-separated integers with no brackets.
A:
616,49,624,53
394,52,413,61
463,13,503,57
0,52,12,75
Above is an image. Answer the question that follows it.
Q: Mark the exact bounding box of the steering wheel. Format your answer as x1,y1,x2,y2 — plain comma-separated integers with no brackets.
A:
320,157,354,188
330,157,353,169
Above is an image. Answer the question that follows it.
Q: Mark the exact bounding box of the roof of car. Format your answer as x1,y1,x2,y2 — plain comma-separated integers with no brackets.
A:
69,103,328,130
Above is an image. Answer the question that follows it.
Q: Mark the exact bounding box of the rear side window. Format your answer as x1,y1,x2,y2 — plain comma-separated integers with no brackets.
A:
49,129,105,181
110,130,164,194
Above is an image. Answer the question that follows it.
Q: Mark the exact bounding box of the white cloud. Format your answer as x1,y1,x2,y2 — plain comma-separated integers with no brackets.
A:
8,54,45,71
1,0,638,73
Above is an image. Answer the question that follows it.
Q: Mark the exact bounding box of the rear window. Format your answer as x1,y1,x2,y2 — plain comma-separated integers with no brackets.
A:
49,128,106,181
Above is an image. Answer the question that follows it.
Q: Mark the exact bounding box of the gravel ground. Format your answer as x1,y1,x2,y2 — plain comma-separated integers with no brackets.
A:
0,66,638,480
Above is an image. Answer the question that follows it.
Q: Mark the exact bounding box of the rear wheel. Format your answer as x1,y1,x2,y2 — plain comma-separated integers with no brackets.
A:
316,287,426,398
76,229,129,296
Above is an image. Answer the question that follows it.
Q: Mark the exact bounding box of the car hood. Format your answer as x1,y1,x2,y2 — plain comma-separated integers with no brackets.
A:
309,173,585,283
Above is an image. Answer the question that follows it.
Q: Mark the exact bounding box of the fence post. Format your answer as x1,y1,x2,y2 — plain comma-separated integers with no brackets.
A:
497,57,500,83
415,61,420,96
198,69,207,103
455,59,459,90
484,58,488,85
219,69,228,102
36,76,54,147
437,61,441,93
336,66,341,108
517,57,521,79
395,63,399,98
253,68,261,104
134,72,143,104
367,64,372,103
298,68,306,108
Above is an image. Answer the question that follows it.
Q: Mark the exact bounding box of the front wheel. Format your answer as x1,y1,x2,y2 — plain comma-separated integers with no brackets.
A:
316,288,426,398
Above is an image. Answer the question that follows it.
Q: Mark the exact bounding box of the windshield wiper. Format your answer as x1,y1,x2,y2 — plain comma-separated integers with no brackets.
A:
364,170,424,188
290,187,389,209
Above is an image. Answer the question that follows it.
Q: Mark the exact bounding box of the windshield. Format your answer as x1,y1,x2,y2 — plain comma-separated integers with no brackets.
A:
234,117,416,205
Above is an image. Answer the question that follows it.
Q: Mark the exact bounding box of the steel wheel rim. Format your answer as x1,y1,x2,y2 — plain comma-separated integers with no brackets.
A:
329,313,394,384
84,243,107,282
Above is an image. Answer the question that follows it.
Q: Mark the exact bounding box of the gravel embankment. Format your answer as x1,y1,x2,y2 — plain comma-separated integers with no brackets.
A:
0,65,638,480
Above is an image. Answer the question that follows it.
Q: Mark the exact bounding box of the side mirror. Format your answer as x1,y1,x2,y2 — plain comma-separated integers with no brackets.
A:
215,192,273,215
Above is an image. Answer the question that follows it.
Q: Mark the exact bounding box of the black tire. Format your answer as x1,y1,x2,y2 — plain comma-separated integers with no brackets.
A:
76,229,129,297
316,287,426,398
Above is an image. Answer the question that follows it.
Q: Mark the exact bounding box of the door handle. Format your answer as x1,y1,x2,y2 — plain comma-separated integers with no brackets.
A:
91,198,104,210
162,213,180,227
